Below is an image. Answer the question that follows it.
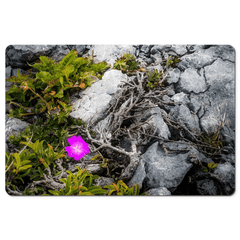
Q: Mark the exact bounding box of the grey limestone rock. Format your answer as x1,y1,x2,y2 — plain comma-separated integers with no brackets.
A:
5,117,29,140
171,92,190,105
170,45,188,56
177,68,207,94
178,45,235,71
221,154,235,167
214,162,235,195
129,141,197,192
171,105,200,133
196,179,219,195
145,187,171,196
47,45,70,62
220,126,235,147
167,68,180,84
5,66,11,79
88,45,135,66
203,59,235,131
150,52,163,65
138,107,171,140
94,177,114,188
6,45,55,69
70,69,128,123
85,164,104,175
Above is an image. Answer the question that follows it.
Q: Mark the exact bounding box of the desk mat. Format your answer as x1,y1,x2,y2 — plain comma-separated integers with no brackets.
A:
5,45,235,196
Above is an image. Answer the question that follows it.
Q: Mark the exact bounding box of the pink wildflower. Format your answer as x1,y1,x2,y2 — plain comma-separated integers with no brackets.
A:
65,135,89,161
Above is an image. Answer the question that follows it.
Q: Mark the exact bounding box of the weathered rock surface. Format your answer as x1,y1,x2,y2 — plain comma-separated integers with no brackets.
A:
196,179,219,195
5,117,29,140
145,187,171,196
88,45,135,66
171,105,200,133
177,68,207,94
129,141,197,192
171,92,190,106
220,126,235,147
167,68,180,84
214,162,235,195
201,59,235,132
5,66,11,79
94,177,114,188
138,107,171,139
70,69,128,123
6,45,55,69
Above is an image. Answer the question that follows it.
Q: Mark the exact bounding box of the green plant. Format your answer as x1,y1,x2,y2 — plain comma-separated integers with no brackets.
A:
104,180,147,195
46,167,108,196
166,55,180,67
8,115,85,152
199,129,223,154
5,151,32,184
113,53,141,74
6,50,110,123
147,69,163,89
202,162,218,173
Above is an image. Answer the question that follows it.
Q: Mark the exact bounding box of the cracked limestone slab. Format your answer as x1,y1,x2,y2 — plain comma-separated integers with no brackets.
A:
200,58,235,132
5,117,29,140
171,104,201,133
70,69,128,123
178,45,235,71
177,68,207,94
129,141,195,192
88,45,135,66
145,187,171,196
135,106,171,140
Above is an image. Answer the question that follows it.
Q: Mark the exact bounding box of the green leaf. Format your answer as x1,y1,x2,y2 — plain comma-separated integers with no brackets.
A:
59,51,76,69
59,77,64,88
19,165,32,171
78,192,94,196
63,65,74,80
49,190,60,195
20,160,31,166
36,71,52,83
212,163,218,169
65,175,71,193
208,162,214,168
14,153,21,169
55,89,64,98
203,167,208,172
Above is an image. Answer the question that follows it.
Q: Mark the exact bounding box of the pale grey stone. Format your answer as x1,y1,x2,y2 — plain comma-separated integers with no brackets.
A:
129,141,194,191
167,68,180,84
88,45,135,66
177,68,207,94
5,66,11,79
5,117,29,140
85,164,103,175
138,107,171,140
94,177,114,187
150,53,163,64
145,187,171,196
70,69,128,123
146,64,163,72
170,45,188,56
171,105,200,133
203,59,235,130
128,158,146,189
214,162,235,195
171,92,190,105
178,48,216,70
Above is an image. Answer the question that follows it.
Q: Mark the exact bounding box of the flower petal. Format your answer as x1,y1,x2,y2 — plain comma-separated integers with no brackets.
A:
67,135,78,145
73,152,85,160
